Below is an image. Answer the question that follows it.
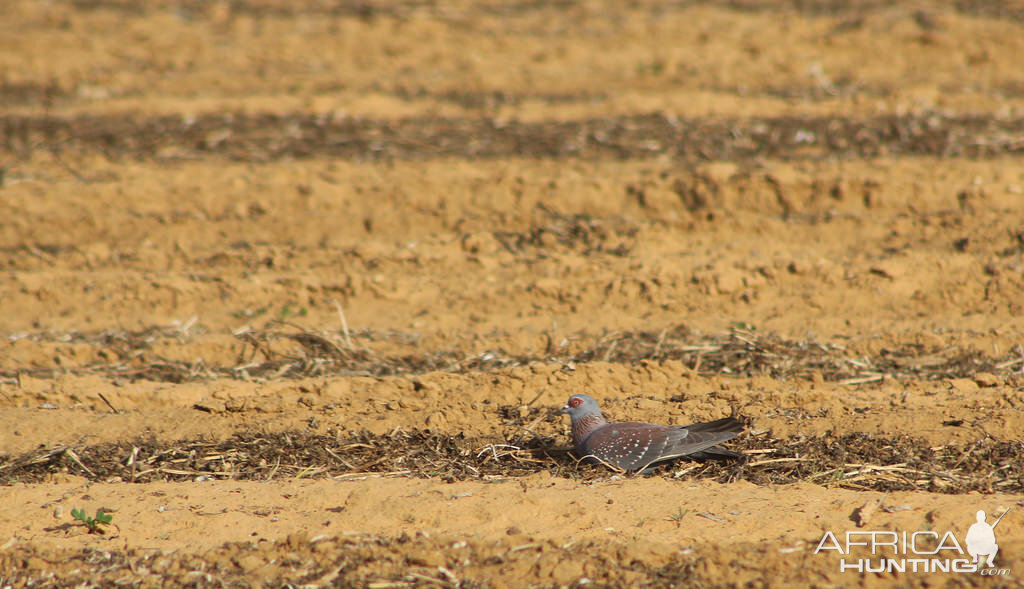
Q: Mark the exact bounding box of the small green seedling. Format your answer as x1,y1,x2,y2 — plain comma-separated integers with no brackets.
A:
71,507,113,534
668,507,688,527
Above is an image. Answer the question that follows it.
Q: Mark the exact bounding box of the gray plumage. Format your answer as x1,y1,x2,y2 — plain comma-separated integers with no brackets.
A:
557,394,743,472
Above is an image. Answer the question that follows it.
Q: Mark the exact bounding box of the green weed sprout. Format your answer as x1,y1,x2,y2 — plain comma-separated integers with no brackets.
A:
71,507,113,534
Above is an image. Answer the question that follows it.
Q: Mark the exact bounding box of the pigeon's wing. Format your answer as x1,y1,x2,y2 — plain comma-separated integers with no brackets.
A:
581,423,671,471
583,420,740,471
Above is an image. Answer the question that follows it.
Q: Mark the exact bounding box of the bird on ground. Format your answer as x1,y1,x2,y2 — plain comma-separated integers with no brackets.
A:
557,394,743,472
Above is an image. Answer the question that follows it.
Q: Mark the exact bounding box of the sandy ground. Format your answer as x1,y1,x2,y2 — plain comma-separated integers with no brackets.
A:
2,0,1024,586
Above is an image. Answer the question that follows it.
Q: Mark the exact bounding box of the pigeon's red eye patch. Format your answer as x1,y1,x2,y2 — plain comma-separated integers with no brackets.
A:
569,397,582,408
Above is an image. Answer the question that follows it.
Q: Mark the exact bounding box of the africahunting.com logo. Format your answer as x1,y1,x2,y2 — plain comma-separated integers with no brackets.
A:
815,508,1010,576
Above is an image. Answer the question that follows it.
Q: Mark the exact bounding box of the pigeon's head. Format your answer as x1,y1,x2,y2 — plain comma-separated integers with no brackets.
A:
557,394,602,421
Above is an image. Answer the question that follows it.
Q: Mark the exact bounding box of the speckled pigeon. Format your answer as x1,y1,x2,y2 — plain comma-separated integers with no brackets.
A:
557,394,743,472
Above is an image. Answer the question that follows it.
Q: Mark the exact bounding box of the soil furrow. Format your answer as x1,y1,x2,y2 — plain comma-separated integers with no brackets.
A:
3,325,1020,384
57,0,1024,23
5,113,1024,162
3,428,1022,495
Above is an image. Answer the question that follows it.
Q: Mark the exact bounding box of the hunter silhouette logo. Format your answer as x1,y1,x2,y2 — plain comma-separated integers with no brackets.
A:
966,508,1008,568
815,507,1011,576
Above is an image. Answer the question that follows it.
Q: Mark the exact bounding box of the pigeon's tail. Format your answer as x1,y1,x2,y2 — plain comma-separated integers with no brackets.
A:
681,417,745,461
684,417,744,435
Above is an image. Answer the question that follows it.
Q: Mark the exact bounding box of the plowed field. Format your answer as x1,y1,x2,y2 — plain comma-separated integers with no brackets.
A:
2,1,1023,587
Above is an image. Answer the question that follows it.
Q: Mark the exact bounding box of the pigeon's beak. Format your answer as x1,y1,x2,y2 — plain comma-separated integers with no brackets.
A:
556,404,570,415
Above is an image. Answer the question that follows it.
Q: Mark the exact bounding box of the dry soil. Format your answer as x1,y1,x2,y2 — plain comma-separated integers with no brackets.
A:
2,0,1024,587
